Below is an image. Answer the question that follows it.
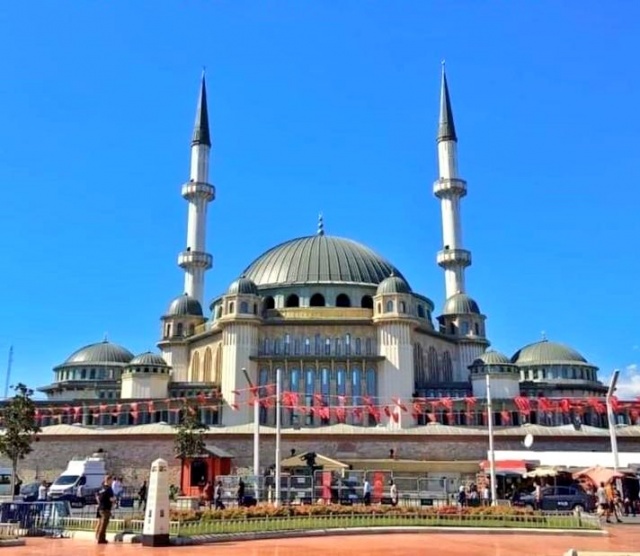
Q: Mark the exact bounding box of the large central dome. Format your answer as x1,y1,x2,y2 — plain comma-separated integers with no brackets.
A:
242,234,406,287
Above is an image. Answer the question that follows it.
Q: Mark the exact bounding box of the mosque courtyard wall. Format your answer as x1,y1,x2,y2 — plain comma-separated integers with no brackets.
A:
6,432,638,486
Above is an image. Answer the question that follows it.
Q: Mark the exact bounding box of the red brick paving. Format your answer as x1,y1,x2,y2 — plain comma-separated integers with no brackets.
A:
11,526,640,555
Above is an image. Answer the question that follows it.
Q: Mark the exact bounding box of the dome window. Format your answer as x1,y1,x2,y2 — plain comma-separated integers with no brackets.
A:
399,301,406,313
229,302,235,313
417,305,425,318
240,301,249,314
310,293,325,307
264,296,275,310
285,294,300,308
385,300,394,313
216,306,222,319
336,293,351,308
176,323,184,336
361,295,374,309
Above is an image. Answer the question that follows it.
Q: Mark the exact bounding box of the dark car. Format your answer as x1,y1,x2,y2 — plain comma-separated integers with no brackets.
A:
19,482,40,502
516,485,595,512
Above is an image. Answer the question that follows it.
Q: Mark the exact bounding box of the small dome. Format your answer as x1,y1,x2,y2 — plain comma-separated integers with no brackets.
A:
227,276,258,295
63,340,134,366
376,273,411,295
166,294,203,317
511,339,589,366
128,352,169,367
442,293,480,315
470,350,513,367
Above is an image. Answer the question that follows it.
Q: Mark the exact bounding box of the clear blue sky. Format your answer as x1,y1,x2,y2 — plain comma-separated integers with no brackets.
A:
0,1,638,398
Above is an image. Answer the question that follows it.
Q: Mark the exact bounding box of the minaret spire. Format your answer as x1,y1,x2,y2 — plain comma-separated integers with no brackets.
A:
177,72,216,306
317,213,325,236
437,61,457,143
433,64,471,299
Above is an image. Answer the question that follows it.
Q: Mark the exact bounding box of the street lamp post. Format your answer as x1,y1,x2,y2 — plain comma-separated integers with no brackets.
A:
485,373,498,505
241,368,260,501
606,369,621,471
274,367,283,507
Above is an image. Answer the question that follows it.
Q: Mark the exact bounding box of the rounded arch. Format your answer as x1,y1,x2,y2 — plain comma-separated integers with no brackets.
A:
264,296,275,310
285,294,300,308
336,293,351,308
214,344,223,383
310,293,325,307
442,351,453,382
361,295,374,309
189,351,201,382
202,347,212,382
414,343,426,389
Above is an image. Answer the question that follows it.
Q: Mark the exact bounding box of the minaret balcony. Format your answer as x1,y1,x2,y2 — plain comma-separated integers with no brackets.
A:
433,178,467,198
178,250,213,269
181,181,215,202
437,248,471,268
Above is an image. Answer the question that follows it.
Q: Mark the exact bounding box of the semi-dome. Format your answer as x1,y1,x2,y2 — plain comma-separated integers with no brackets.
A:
242,234,407,287
376,273,411,295
470,350,513,367
227,276,258,295
128,352,169,367
511,339,589,366
442,292,480,315
166,294,203,317
62,340,134,366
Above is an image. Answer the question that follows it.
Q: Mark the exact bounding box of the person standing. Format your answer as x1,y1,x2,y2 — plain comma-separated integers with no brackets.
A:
95,476,115,545
214,480,225,510
37,481,48,501
363,478,372,506
111,477,122,507
389,480,398,507
237,478,245,508
138,480,147,511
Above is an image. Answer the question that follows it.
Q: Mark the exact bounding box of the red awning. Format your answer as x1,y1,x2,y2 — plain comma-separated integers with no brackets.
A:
480,459,528,475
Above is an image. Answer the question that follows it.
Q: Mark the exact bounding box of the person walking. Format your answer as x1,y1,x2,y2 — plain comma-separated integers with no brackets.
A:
214,480,225,510
363,478,372,506
95,476,115,545
138,480,147,511
236,478,246,508
389,480,398,507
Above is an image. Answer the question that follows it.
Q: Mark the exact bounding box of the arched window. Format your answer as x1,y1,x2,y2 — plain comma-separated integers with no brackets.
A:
400,301,406,313
334,337,342,356
293,338,301,355
366,368,377,397
165,324,171,338
385,300,394,313
310,293,325,307
417,305,425,318
190,351,200,382
365,338,373,355
314,334,322,355
414,343,426,389
345,333,351,356
304,337,311,355
427,347,439,382
216,306,222,319
290,368,300,392
355,337,362,355
337,367,346,396
376,302,382,313
285,294,300,308
321,368,331,424
259,368,269,424
442,351,453,382
284,334,291,355
305,368,315,426
474,322,480,335
229,301,235,313
361,295,374,309
264,296,275,310
336,293,351,307
352,368,362,424
176,322,184,336
263,337,271,355
324,337,331,356
240,301,249,314
203,347,212,382
253,303,258,315
214,344,222,383
274,338,282,355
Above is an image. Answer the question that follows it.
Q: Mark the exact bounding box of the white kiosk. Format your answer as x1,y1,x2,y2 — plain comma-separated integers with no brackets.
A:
142,458,171,547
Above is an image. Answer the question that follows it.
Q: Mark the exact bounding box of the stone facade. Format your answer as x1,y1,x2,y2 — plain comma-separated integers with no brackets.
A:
6,433,639,486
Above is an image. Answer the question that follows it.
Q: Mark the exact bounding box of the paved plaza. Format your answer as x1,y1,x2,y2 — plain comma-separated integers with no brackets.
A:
8,525,640,556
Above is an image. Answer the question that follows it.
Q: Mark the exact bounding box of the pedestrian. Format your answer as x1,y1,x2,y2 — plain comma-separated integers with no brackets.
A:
363,478,372,506
37,480,48,501
237,478,245,507
389,480,398,507
214,480,225,510
138,480,147,511
95,475,115,545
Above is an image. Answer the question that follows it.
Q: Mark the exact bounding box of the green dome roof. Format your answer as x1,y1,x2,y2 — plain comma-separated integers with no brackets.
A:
442,292,480,315
376,273,411,295
63,340,134,366
227,276,258,295
470,351,513,366
166,294,203,317
511,340,590,366
243,234,407,287
128,352,169,367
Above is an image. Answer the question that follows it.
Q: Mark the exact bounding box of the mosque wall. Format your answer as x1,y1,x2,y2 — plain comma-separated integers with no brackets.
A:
412,330,465,385
6,433,640,487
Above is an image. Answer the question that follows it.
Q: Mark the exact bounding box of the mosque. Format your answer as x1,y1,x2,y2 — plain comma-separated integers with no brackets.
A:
37,69,614,431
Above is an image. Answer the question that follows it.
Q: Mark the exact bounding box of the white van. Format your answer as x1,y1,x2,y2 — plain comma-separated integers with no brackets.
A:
48,454,107,500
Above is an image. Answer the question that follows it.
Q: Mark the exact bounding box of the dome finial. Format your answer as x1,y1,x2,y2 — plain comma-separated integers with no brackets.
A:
103,332,108,343
541,330,547,341
317,213,325,236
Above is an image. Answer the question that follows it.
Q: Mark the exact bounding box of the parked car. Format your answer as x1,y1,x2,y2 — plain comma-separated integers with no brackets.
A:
515,485,596,512
19,482,40,502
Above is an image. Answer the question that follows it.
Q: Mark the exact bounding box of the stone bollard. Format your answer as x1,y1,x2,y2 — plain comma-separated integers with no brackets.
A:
142,458,171,547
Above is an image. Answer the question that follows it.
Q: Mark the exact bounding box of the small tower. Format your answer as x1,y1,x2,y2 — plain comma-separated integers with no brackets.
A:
218,276,262,426
158,294,205,381
373,273,417,428
438,292,489,380
469,351,520,400
433,64,471,299
121,352,171,400
177,72,215,307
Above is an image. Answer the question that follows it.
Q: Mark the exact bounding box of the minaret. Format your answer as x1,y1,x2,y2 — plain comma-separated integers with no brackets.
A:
433,63,471,299
177,72,216,306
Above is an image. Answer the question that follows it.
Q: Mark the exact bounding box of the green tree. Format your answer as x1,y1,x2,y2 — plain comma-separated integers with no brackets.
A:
173,400,208,493
0,384,41,499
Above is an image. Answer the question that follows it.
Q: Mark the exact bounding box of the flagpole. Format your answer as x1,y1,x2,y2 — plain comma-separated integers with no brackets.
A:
274,367,282,507
486,373,498,505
